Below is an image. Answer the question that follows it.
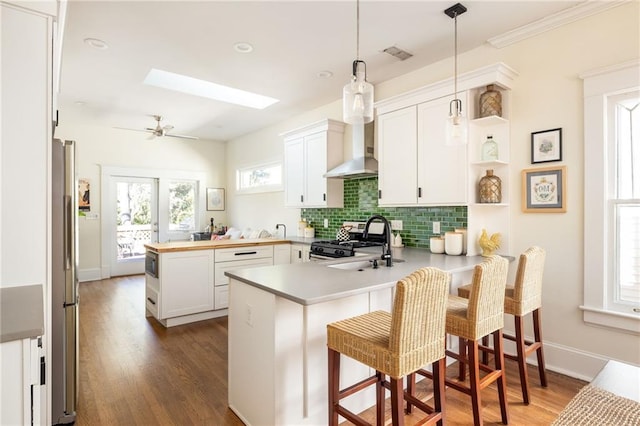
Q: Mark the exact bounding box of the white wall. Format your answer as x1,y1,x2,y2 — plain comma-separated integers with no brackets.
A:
225,2,640,377
54,122,226,276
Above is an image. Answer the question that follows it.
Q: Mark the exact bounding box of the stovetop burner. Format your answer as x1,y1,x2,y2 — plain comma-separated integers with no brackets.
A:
310,240,356,258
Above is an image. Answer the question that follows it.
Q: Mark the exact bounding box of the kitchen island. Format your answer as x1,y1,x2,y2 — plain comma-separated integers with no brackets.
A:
226,248,500,426
143,238,291,327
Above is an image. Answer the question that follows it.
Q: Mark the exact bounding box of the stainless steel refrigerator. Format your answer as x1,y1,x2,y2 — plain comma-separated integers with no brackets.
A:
51,139,78,424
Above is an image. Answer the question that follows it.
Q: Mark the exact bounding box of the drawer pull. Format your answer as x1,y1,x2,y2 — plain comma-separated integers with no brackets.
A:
147,297,156,305
235,251,258,256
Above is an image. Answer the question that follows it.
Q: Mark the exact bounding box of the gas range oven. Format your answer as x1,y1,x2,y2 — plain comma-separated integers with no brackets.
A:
308,221,387,261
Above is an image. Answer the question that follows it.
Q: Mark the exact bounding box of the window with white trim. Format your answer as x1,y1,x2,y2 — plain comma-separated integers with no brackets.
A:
582,60,640,333
236,161,283,194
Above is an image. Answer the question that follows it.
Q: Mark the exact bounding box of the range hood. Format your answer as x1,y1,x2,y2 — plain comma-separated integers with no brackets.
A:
324,121,378,179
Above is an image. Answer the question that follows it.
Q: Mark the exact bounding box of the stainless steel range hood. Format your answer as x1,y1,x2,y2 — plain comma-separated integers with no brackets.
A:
324,121,377,179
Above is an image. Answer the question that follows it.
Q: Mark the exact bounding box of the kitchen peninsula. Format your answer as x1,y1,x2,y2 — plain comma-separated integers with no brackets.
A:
226,248,497,426
143,238,291,327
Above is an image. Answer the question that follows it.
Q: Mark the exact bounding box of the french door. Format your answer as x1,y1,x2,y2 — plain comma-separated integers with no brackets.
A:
110,177,158,277
102,166,203,278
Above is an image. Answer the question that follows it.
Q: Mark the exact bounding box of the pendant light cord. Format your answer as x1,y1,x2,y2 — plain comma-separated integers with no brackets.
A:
453,11,458,100
356,0,360,60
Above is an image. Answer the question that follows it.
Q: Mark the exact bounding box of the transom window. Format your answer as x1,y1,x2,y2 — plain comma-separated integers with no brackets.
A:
236,161,283,193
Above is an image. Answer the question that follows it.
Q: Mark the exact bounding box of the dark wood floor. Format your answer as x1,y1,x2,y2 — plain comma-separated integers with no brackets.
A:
77,275,586,425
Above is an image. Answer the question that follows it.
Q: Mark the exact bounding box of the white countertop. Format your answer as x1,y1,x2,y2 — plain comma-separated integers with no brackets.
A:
0,284,44,343
226,246,498,305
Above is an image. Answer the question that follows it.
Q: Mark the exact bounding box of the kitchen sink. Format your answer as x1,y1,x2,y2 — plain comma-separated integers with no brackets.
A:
327,258,405,271
328,260,375,271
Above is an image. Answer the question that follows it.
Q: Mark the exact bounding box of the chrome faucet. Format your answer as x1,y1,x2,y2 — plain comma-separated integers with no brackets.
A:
362,215,393,267
275,223,286,239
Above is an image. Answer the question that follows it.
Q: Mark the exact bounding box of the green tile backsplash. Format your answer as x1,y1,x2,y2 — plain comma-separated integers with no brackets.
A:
301,177,467,249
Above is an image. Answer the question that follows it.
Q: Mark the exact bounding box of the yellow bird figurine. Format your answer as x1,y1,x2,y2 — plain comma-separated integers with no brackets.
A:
478,229,501,257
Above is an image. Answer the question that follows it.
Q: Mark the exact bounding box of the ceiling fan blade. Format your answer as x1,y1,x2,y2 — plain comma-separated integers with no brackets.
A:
114,127,153,134
164,133,199,140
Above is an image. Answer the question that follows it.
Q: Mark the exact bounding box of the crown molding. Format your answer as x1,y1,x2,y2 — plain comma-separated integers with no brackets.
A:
487,0,629,49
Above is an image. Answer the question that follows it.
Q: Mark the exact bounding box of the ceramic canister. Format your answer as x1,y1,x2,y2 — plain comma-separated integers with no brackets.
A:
454,228,467,254
445,232,463,256
430,237,445,254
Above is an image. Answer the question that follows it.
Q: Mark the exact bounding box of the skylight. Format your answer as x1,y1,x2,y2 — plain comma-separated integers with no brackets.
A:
143,68,279,110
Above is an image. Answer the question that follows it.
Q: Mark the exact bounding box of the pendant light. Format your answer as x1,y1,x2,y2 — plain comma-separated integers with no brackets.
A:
445,3,468,146
343,0,374,124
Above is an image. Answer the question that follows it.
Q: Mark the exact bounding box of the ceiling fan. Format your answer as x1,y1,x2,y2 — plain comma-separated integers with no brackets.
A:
115,115,199,140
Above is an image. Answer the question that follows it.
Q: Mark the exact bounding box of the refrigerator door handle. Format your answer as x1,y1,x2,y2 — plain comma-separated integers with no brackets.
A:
64,195,72,271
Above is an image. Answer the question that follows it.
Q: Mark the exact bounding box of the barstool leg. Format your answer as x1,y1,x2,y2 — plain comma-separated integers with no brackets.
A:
390,377,405,426
328,348,340,426
514,315,530,404
458,336,466,381
468,339,483,426
493,329,509,425
376,371,385,426
433,358,446,426
533,308,548,387
406,373,415,414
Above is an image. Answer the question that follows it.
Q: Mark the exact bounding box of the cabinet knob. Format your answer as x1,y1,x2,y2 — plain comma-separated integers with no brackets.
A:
300,195,304,202
323,193,326,201
418,187,422,198
378,190,382,199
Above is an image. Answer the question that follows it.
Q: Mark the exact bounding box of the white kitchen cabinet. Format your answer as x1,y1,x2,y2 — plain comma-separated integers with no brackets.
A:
273,244,291,265
159,250,215,319
377,95,467,206
0,338,43,426
214,245,274,309
290,244,310,263
283,119,345,208
377,106,418,205
417,95,468,205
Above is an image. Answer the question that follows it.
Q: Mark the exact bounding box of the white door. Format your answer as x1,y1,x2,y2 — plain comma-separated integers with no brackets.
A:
110,177,158,276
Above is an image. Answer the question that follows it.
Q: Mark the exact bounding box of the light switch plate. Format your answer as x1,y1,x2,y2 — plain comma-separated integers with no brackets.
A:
390,220,403,231
433,221,440,234
324,218,329,228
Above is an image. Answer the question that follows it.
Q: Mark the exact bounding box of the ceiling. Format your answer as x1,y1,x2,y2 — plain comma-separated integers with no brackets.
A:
58,0,602,142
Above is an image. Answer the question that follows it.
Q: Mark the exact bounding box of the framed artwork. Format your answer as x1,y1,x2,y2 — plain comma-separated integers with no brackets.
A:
78,178,90,212
206,188,225,211
521,166,567,213
531,128,562,164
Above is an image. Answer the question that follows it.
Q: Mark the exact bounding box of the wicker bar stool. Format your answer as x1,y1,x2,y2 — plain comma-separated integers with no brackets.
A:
327,267,451,426
418,255,509,426
457,246,547,404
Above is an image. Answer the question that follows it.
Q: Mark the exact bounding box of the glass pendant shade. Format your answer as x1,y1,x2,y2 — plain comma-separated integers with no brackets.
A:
446,99,467,146
343,60,374,124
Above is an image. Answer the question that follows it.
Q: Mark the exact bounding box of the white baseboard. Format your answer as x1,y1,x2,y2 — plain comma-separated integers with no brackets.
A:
542,341,609,382
78,268,102,282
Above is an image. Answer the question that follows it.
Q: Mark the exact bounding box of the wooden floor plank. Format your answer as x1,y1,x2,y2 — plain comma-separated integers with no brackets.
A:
76,275,586,425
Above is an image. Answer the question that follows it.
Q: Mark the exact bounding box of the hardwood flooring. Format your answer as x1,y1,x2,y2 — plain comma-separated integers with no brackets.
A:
77,275,586,425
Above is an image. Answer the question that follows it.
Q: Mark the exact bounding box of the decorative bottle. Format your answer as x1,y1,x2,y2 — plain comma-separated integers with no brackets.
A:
479,169,502,203
481,135,499,161
479,84,502,118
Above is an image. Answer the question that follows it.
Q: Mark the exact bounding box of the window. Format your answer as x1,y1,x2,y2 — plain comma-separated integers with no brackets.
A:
582,60,640,333
168,180,196,231
236,161,283,193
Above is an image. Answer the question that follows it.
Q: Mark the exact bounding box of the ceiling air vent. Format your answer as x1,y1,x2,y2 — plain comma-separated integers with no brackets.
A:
383,46,413,61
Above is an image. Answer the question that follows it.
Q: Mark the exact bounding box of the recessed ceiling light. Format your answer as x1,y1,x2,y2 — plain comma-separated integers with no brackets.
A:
233,42,253,53
317,70,334,78
84,38,108,50
143,68,279,110
74,101,86,106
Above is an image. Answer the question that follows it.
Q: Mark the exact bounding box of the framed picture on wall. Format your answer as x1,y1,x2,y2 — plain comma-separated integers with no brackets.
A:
521,166,566,213
206,188,225,211
531,128,562,164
